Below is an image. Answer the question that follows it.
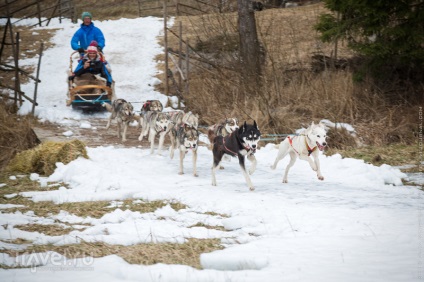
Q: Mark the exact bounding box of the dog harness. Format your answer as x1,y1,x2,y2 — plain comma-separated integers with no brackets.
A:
222,133,254,157
287,136,316,156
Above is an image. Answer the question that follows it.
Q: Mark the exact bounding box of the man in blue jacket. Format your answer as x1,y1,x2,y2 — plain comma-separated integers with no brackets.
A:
71,12,105,55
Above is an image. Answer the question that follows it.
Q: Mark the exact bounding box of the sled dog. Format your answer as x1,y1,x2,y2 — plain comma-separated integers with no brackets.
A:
141,100,163,114
138,111,171,154
211,121,261,191
169,126,199,176
207,118,239,149
104,99,134,142
271,121,327,183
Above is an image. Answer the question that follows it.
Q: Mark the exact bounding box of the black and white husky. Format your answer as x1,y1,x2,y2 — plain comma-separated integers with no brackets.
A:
271,121,327,183
169,126,199,176
211,121,261,191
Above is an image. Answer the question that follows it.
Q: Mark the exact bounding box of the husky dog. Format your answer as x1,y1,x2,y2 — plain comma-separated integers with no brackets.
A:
141,100,163,114
208,118,239,149
138,111,171,154
104,99,134,142
271,121,327,183
169,111,199,129
211,121,261,191
181,111,199,129
169,126,199,176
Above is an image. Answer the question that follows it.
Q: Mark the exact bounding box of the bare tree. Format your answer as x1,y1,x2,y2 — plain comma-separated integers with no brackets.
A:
237,0,262,86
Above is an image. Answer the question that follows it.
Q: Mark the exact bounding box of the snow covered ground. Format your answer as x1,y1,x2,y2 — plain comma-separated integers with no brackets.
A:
0,17,423,282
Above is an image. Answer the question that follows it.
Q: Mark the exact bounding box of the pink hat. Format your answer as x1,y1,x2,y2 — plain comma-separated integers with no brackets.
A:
87,46,97,53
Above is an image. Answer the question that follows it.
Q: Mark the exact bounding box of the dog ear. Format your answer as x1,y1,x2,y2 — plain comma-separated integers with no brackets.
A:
242,121,247,132
253,120,259,130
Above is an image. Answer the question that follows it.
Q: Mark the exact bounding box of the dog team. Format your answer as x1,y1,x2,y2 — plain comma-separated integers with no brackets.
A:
103,99,328,191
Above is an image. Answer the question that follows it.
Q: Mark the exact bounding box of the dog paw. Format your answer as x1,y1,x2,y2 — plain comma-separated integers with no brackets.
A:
283,179,288,183
178,172,184,175
249,169,255,175
219,166,225,170
270,165,276,170
318,176,324,181
249,186,255,191
193,173,198,177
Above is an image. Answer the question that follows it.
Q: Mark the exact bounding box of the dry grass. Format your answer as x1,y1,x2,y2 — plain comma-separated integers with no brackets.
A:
4,238,222,269
5,140,88,176
14,224,73,236
0,103,40,172
325,142,422,169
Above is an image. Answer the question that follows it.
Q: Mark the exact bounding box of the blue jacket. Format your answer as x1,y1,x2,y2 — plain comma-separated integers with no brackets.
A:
73,55,112,85
71,22,105,51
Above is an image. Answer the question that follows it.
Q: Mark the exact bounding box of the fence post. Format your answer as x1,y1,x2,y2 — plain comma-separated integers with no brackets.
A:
137,0,141,17
176,0,179,17
46,0,60,26
36,0,42,27
163,0,169,96
59,0,63,23
14,32,23,106
32,43,44,115
185,39,189,97
0,18,11,64
178,21,182,91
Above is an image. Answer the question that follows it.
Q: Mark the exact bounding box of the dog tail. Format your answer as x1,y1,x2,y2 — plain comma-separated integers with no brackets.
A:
102,102,113,112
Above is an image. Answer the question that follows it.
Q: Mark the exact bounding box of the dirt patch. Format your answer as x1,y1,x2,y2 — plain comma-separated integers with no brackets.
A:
33,118,147,148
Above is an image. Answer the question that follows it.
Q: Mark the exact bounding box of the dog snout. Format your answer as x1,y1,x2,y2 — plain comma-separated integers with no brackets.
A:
192,144,196,148
252,144,257,149
323,142,327,146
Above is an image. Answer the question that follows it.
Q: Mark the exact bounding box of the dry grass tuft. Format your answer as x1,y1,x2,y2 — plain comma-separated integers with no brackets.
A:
5,239,223,269
325,142,421,169
0,103,40,172
326,127,358,150
14,224,72,236
6,140,88,176
189,222,226,231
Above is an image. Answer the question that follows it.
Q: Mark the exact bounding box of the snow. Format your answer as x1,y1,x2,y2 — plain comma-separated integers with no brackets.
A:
1,17,423,282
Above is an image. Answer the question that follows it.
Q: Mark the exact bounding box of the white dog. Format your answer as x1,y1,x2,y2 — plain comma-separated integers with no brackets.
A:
271,122,327,183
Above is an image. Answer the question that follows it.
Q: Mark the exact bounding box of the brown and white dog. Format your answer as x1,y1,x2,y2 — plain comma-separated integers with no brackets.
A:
207,118,239,149
138,111,172,154
168,111,199,130
141,100,163,114
104,99,134,142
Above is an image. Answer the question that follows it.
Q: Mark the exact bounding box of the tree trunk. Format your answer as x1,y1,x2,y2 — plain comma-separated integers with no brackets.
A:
237,0,262,85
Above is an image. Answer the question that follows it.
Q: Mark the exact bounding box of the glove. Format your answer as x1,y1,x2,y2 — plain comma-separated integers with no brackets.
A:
97,46,103,52
68,75,75,81
106,82,111,87
77,47,84,53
